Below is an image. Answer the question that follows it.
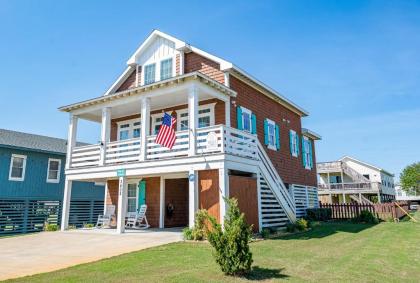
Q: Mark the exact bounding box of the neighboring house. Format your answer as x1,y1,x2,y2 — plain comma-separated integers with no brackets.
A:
0,129,105,234
395,185,420,203
59,30,321,233
317,156,395,204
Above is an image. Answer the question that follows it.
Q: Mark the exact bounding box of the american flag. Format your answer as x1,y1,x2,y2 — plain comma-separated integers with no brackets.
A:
155,113,177,149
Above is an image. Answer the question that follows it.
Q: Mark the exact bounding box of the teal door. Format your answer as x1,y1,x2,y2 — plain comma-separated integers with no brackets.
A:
138,180,146,211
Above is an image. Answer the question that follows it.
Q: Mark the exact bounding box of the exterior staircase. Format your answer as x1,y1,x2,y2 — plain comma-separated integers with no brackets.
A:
341,162,370,183
256,141,296,228
349,194,373,204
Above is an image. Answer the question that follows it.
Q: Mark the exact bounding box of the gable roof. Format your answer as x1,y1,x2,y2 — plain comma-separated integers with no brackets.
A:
105,29,309,116
0,129,85,155
339,156,394,176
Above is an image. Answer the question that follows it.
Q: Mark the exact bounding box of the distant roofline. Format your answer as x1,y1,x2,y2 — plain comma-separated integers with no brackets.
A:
339,155,394,176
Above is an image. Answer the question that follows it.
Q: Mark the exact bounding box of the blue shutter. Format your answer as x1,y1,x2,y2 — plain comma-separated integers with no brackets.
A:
289,130,294,155
236,106,243,130
251,114,257,134
302,138,307,167
295,134,300,156
308,140,313,169
264,119,269,145
138,180,146,208
275,124,280,150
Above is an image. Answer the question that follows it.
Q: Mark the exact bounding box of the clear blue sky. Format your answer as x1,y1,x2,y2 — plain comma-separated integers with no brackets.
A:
1,1,419,180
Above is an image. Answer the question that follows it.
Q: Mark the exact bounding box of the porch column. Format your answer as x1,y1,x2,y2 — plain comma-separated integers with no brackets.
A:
99,107,111,166
116,176,128,234
327,172,330,189
342,193,346,204
377,192,381,203
65,114,78,170
225,98,231,127
159,176,165,228
188,170,198,228
188,86,198,156
140,97,151,161
219,167,229,228
61,178,72,231
359,193,362,203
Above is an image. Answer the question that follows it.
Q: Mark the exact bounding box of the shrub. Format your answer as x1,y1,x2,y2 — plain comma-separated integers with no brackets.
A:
206,198,253,276
44,223,58,232
295,218,308,231
182,227,193,240
286,223,296,233
83,223,95,228
261,228,270,239
353,210,379,224
306,208,332,221
191,210,208,241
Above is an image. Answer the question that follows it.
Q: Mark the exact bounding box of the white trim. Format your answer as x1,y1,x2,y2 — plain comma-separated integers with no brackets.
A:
9,154,27,182
176,103,216,131
104,67,134,96
266,118,277,151
46,158,62,183
159,176,165,228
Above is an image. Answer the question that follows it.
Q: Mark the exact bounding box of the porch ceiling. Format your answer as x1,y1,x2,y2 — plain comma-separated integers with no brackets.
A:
59,72,236,122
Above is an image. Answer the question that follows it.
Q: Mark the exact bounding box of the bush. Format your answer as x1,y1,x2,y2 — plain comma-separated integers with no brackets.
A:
206,198,253,276
261,228,271,239
44,223,58,231
295,218,308,231
83,223,95,228
286,223,296,233
182,227,193,240
306,208,332,221
353,210,379,224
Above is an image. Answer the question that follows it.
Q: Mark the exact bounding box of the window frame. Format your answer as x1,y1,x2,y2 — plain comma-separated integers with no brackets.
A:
117,118,141,141
241,106,253,133
9,154,27,182
302,136,312,170
266,118,277,151
46,158,62,183
290,130,298,157
160,58,173,81
176,103,216,131
143,63,156,85
151,113,165,135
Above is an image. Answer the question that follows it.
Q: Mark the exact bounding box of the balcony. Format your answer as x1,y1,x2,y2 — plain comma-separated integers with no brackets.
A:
68,125,258,169
318,182,381,194
316,161,343,173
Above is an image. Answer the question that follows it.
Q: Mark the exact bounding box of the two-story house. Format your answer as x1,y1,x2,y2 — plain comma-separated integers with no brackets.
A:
317,156,395,204
59,30,321,233
0,129,105,235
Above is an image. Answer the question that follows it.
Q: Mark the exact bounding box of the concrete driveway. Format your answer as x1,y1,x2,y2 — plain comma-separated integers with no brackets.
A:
0,228,183,281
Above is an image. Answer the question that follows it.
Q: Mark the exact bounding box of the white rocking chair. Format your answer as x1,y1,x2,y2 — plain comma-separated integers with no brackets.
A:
96,205,116,228
125,205,150,229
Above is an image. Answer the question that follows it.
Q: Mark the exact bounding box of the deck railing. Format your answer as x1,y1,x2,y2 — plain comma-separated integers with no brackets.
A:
69,125,257,168
318,182,381,192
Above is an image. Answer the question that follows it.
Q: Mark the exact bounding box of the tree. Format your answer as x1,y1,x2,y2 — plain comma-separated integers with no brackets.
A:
400,162,420,194
206,198,253,276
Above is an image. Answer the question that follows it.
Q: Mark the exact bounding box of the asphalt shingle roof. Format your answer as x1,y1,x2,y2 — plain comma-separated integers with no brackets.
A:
0,129,86,154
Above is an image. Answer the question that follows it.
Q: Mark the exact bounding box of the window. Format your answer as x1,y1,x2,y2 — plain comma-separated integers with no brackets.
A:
9,154,27,181
151,115,164,135
237,106,256,133
176,104,215,131
302,136,313,170
144,63,156,85
264,119,278,150
242,108,252,132
289,130,299,157
160,58,173,80
363,174,370,180
47,158,61,183
127,183,137,214
117,119,141,140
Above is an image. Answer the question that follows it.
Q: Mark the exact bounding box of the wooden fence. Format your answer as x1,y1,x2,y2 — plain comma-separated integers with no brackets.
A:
0,199,104,235
319,202,409,220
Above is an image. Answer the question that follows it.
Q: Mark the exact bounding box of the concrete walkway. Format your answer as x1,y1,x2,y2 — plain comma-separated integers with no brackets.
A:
0,228,183,280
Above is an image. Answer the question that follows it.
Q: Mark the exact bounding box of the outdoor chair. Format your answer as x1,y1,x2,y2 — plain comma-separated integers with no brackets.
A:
96,205,116,228
125,205,150,229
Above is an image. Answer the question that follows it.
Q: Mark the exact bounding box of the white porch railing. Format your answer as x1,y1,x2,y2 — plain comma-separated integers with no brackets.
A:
69,125,259,168
318,182,381,191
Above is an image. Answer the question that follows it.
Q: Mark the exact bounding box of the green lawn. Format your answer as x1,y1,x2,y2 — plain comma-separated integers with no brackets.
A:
8,219,420,283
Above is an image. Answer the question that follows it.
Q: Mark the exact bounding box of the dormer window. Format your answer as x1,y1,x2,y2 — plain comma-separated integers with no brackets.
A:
160,58,173,80
144,63,156,85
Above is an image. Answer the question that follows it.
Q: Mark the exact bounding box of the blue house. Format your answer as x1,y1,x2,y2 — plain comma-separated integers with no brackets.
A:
0,129,105,234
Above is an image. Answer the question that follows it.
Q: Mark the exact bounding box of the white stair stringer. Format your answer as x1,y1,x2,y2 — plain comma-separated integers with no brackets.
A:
257,141,296,225
341,162,370,183
349,194,373,204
